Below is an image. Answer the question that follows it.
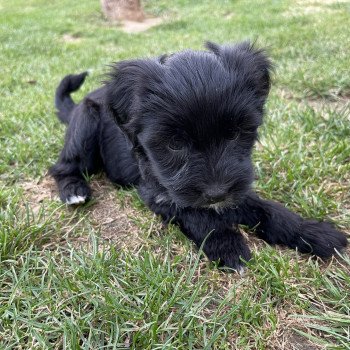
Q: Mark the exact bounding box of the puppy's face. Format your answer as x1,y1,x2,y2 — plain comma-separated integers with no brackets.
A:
108,42,272,208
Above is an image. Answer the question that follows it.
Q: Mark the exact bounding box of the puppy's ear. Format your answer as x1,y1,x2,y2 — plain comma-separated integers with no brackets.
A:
206,41,273,100
106,58,164,131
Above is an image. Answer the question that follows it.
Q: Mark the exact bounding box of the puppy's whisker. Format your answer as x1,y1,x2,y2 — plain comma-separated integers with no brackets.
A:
168,162,188,183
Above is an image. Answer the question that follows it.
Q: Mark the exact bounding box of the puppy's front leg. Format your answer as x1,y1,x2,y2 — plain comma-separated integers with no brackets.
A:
172,210,251,270
236,192,348,258
142,194,251,270
50,99,101,204
177,209,252,270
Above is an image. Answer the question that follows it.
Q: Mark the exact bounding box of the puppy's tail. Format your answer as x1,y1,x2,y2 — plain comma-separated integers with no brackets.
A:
55,71,88,124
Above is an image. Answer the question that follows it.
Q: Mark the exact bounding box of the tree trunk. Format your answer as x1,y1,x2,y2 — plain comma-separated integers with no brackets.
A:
100,0,145,22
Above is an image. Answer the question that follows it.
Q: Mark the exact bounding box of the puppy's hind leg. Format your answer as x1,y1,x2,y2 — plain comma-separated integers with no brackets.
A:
50,98,102,205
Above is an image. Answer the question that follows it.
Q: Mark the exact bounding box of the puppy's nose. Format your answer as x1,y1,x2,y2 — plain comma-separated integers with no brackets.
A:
203,186,227,204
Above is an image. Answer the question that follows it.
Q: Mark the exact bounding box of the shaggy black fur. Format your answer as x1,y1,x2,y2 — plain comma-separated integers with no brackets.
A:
50,41,347,270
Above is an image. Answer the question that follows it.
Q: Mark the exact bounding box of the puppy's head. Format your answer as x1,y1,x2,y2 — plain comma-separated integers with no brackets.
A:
107,41,272,208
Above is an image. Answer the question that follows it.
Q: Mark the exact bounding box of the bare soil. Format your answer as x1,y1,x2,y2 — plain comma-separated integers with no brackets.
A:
120,17,163,33
20,176,154,251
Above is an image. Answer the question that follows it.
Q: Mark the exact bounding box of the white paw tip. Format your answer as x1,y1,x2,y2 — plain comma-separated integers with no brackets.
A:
236,266,246,276
66,195,86,205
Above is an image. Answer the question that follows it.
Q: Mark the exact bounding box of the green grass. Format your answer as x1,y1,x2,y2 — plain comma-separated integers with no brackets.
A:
0,0,349,348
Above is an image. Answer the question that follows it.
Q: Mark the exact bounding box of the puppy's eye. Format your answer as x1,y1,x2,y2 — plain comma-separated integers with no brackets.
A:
168,137,184,151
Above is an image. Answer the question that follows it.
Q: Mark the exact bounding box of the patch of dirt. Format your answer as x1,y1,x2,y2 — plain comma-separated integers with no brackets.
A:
289,6,332,16
21,176,58,215
120,17,163,33
286,333,322,350
268,323,324,349
86,179,153,250
276,88,350,113
62,34,82,43
20,176,159,252
223,11,234,20
304,97,350,113
297,0,348,4
283,0,348,17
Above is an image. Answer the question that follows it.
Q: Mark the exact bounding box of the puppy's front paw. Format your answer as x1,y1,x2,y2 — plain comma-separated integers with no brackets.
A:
204,230,252,271
59,180,91,205
66,195,87,205
296,220,348,258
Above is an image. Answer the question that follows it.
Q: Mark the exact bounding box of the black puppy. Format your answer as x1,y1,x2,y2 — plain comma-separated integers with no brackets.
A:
51,41,347,270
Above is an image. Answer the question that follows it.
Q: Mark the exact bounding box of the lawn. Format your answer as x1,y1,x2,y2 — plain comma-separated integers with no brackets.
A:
0,0,349,348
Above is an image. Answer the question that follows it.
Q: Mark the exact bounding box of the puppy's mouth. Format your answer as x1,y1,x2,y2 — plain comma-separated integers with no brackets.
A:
203,199,235,211
194,196,237,210
166,193,239,210
165,192,234,210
